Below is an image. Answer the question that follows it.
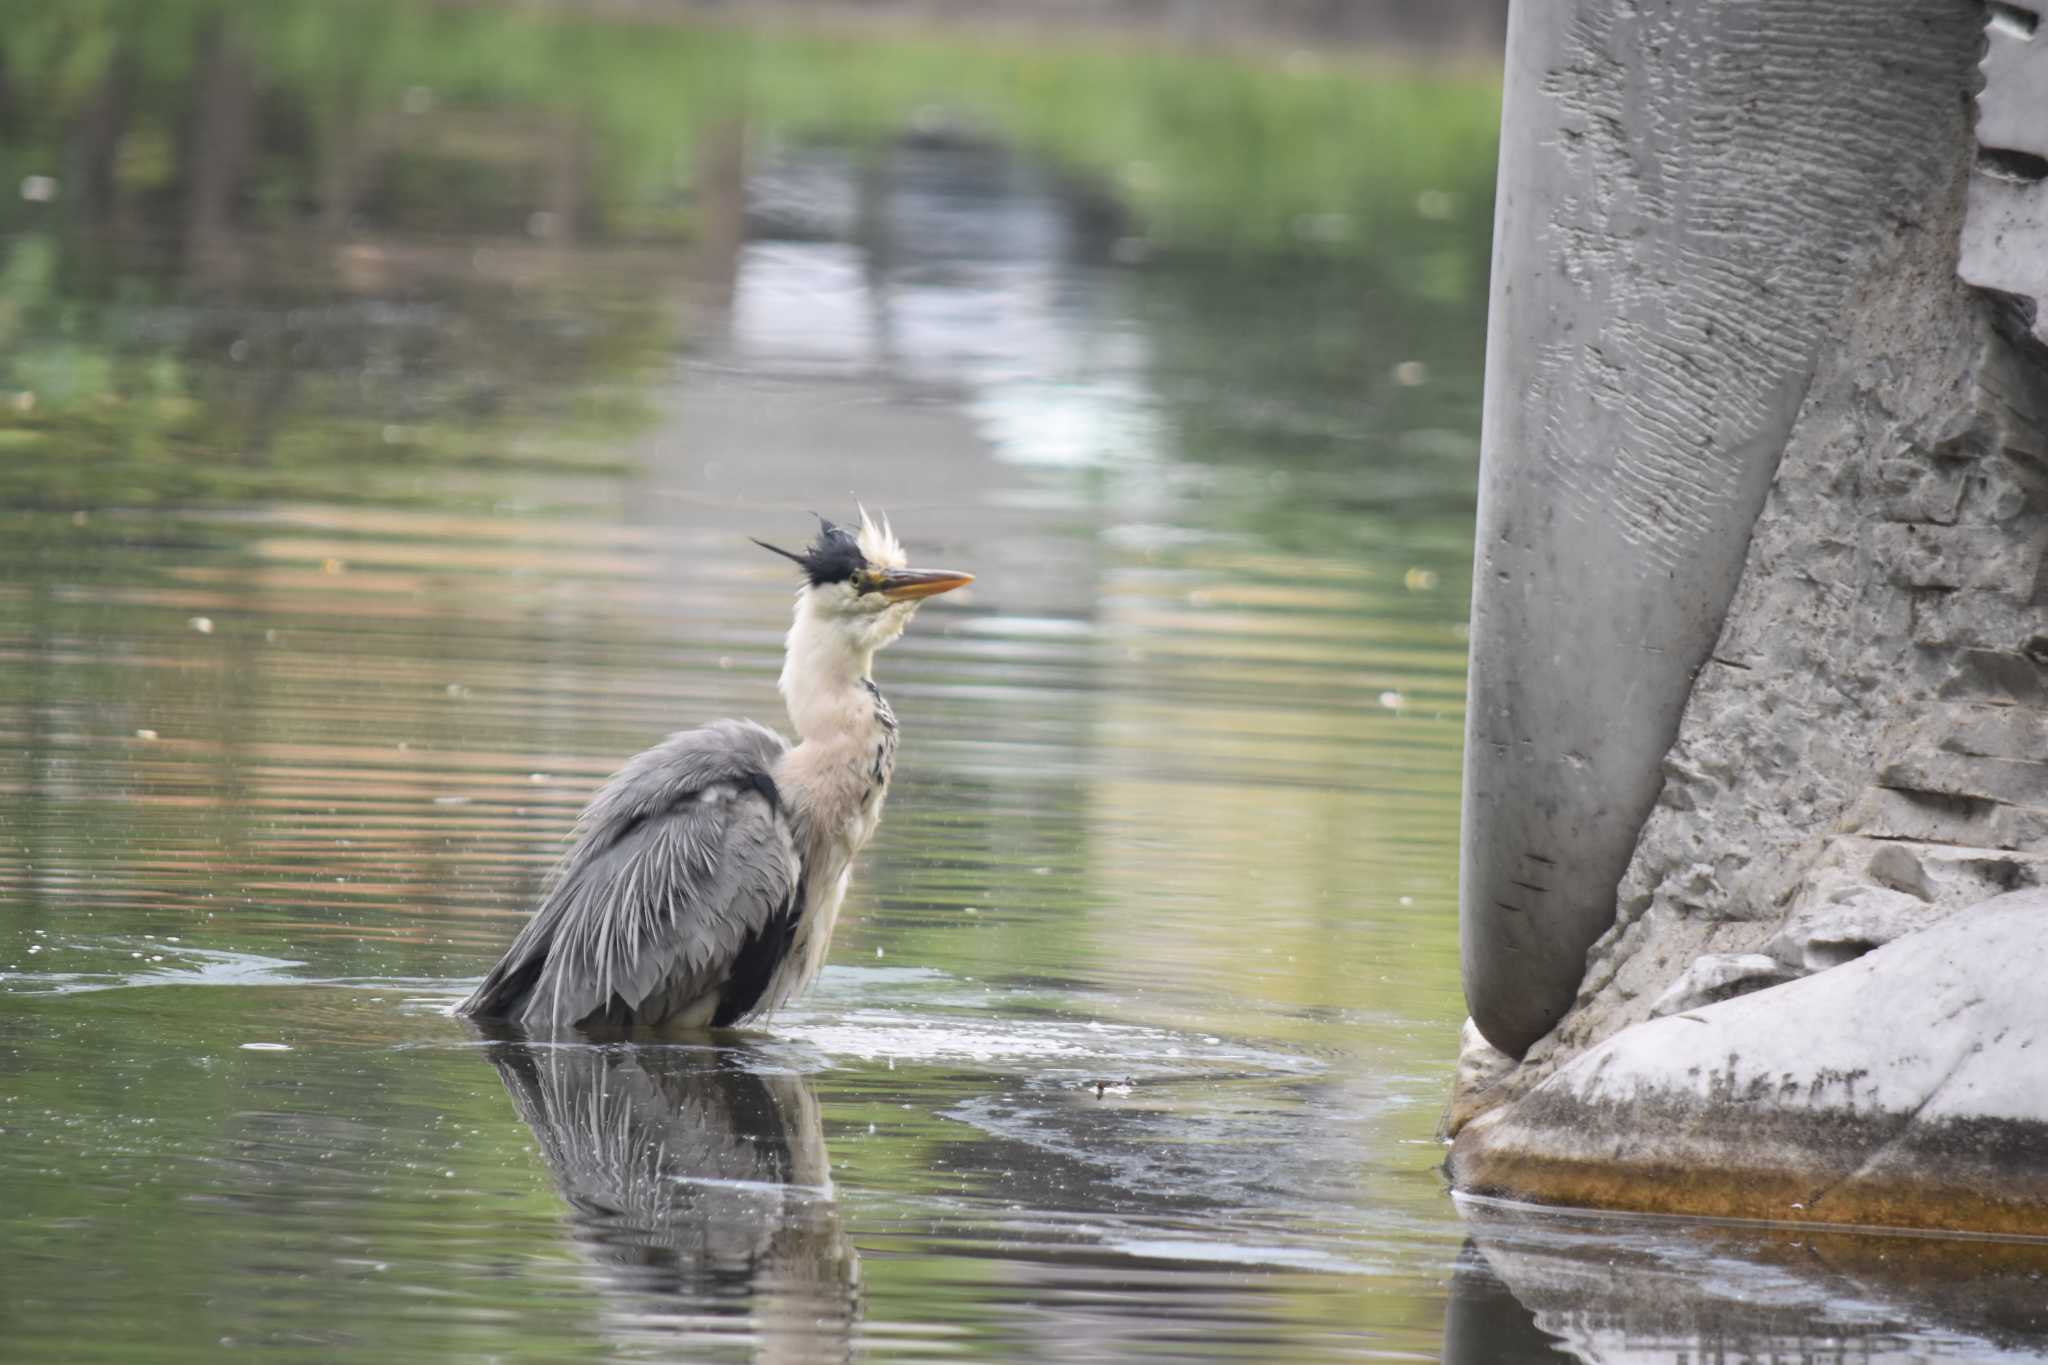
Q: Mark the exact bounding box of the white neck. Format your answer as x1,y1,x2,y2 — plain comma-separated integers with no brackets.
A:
778,594,879,744
765,587,905,1008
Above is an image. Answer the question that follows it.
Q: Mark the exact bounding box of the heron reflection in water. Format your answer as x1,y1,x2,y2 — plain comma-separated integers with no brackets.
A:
461,510,971,1033
481,1031,859,1360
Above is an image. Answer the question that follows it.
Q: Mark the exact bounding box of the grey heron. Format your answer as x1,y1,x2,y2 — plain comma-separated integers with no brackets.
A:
458,510,971,1032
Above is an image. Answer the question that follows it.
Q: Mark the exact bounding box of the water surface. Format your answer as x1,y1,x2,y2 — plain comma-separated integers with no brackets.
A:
0,20,1480,1356
4,9,2042,1363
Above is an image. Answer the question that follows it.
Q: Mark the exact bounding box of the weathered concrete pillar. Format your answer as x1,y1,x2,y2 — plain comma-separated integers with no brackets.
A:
1462,0,1992,1058
1451,0,2048,1234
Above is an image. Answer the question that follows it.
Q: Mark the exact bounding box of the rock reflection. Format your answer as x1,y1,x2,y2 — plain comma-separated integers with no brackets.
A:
1445,1196,2048,1364
1439,1240,1571,1364
478,1031,859,1363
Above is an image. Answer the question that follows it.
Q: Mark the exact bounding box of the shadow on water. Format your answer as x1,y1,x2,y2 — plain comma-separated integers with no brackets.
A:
474,1027,859,1362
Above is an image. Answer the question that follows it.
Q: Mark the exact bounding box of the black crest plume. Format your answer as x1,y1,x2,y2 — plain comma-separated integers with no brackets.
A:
751,516,868,586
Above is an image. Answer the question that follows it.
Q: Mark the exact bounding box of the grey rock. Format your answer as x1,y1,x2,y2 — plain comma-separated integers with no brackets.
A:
1870,522,2045,591
1645,952,1796,1019
1762,882,1949,972
1842,838,2047,916
1450,891,2048,1234
1863,842,1934,900
1441,1017,1517,1138
1959,0,2048,349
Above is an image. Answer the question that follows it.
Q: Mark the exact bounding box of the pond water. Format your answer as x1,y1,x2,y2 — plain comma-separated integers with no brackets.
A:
5,9,2047,1364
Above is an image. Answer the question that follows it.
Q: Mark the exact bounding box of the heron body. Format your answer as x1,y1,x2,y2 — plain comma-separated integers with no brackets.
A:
458,511,969,1033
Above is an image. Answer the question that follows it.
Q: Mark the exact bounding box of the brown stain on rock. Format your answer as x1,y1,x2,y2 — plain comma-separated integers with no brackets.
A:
1451,1099,2048,1237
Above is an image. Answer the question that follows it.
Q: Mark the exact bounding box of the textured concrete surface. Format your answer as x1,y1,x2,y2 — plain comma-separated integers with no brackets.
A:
1643,951,1792,1019
1449,139,2048,1156
1961,0,2048,348
1449,0,2048,1231
1460,0,1981,1057
1502,124,2048,1096
1450,892,2048,1234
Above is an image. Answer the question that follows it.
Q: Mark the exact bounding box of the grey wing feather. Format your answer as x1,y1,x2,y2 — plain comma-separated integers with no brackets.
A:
458,719,799,1030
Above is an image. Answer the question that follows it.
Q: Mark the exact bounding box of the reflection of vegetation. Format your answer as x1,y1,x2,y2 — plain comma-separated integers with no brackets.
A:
1125,258,1485,569
0,226,657,510
739,36,1500,261
0,0,1497,510
0,0,1497,252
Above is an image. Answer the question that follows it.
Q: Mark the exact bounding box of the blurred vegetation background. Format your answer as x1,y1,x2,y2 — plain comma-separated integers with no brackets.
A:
0,0,1501,510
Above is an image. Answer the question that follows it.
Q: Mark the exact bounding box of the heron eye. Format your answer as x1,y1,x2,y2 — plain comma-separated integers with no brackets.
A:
854,569,883,595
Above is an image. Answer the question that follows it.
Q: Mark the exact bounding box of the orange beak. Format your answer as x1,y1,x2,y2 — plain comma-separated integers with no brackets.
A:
879,568,974,602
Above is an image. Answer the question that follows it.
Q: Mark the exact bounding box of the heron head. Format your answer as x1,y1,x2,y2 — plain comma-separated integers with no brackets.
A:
755,509,972,653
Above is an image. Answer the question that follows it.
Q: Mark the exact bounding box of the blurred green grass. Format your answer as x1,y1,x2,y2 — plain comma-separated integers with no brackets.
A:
4,1,1499,255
